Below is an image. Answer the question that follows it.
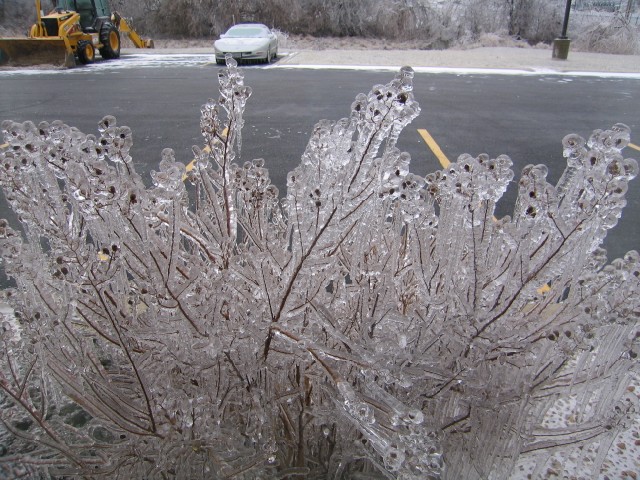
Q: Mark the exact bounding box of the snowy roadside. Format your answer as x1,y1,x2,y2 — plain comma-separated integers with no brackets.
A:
274,46,640,75
120,44,640,77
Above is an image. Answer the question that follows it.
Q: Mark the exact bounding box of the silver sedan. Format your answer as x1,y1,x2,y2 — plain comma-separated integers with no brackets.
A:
214,23,279,65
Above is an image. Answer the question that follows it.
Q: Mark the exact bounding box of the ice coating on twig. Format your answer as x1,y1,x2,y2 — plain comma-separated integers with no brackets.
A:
0,62,638,479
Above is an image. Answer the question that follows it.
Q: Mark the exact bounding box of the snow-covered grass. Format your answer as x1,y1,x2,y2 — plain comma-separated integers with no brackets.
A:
571,11,640,54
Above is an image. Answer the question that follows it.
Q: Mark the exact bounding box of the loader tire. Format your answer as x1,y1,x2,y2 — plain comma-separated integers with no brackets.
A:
77,41,95,64
99,24,121,59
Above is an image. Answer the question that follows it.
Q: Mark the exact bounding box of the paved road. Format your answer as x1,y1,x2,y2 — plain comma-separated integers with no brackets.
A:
1,61,639,260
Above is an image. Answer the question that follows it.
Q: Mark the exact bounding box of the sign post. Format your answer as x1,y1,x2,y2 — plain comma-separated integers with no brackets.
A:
552,0,573,60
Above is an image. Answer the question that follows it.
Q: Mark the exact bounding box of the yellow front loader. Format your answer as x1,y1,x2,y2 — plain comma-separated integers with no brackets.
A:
0,0,153,68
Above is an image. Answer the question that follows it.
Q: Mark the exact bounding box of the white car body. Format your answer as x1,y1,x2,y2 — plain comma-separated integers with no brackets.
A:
214,23,278,64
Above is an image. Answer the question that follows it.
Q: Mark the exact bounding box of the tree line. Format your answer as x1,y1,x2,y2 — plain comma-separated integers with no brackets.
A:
119,0,566,46
1,0,568,45
1,0,638,53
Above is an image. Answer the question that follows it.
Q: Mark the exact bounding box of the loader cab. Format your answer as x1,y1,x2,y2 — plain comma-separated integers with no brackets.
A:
52,0,111,32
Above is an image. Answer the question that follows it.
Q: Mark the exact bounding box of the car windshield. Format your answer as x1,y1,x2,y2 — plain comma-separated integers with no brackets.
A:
225,27,267,38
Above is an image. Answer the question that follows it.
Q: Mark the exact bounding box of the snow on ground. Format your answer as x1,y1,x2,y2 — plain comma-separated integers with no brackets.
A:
21,47,633,79
2,33,639,76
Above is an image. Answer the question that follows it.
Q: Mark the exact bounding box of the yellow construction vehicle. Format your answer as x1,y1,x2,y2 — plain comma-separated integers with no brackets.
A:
0,0,153,68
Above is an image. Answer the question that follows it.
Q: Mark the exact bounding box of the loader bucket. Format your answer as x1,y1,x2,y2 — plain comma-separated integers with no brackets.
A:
0,38,75,68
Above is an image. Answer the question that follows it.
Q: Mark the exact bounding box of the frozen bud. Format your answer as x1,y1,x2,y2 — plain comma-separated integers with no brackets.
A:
403,409,424,425
349,402,375,424
224,54,237,68
383,447,405,471
562,133,586,153
98,115,117,133
623,157,638,179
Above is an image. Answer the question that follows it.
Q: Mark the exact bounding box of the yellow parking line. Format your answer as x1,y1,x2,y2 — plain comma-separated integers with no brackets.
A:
417,128,450,169
537,284,551,294
417,128,549,293
99,128,229,260
185,145,210,175
183,127,228,180
629,142,640,151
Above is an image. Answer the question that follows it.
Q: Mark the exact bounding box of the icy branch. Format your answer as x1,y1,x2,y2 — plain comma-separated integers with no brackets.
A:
0,59,638,479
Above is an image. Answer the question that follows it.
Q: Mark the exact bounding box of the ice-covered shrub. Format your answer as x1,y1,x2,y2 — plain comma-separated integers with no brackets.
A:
451,0,563,45
573,13,640,55
0,61,638,479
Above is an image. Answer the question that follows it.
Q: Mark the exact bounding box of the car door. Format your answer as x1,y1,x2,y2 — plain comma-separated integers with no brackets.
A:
268,30,277,56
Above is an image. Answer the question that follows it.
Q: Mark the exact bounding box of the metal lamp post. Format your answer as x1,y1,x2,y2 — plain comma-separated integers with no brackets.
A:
553,0,573,60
